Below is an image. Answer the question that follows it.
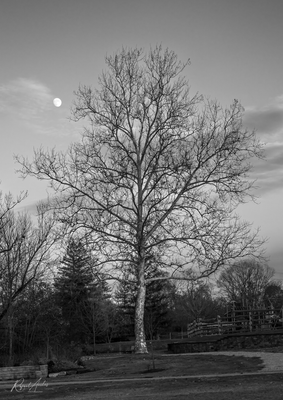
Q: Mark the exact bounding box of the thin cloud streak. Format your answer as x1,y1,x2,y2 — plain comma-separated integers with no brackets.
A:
243,96,283,195
244,95,283,137
0,77,76,138
0,77,53,118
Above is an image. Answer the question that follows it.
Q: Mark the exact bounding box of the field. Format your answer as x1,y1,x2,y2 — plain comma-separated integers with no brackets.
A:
1,351,283,399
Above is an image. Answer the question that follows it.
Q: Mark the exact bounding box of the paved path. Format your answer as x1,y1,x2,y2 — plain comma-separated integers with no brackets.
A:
164,350,283,372
201,350,283,372
0,370,282,391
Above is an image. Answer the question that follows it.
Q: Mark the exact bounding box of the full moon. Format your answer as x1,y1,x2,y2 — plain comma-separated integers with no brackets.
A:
53,98,62,107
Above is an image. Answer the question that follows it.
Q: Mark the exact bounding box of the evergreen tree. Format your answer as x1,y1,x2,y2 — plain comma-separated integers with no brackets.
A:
54,238,94,343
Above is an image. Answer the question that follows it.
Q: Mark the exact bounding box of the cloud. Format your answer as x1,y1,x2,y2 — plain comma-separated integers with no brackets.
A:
243,95,283,138
243,96,283,195
244,109,283,137
0,77,78,138
266,246,283,280
16,198,49,215
0,78,53,119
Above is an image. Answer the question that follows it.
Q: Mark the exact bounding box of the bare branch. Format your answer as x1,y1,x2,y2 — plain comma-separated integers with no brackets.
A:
15,46,265,353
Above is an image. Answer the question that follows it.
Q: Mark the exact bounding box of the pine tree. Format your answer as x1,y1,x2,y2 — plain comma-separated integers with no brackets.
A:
54,238,94,343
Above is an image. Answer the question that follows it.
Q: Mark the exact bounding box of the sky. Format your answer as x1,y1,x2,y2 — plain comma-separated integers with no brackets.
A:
0,0,282,278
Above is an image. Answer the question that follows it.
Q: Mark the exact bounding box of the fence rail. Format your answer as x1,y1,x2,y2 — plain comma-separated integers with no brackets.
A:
157,332,188,340
187,308,283,337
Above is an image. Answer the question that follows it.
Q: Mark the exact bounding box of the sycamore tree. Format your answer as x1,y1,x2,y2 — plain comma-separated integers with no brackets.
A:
116,263,173,340
17,46,265,353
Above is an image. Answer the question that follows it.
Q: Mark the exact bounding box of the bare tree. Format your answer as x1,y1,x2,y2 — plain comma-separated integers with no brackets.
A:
263,282,283,309
0,191,27,255
176,279,215,321
17,46,265,353
0,199,57,324
217,259,274,309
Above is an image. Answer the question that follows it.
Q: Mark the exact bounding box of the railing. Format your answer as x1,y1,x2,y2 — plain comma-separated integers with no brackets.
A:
156,332,188,340
187,308,283,337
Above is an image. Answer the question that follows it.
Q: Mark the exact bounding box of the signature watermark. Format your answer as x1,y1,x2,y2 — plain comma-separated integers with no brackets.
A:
11,378,48,393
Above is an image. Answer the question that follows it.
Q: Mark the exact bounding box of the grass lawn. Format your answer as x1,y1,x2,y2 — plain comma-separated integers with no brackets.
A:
2,351,280,400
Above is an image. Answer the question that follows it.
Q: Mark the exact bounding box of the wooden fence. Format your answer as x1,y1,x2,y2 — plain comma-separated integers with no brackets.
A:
187,308,283,337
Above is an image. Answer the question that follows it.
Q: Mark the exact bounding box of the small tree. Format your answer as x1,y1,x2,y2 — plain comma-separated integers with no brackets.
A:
102,301,124,343
169,276,227,334
82,279,111,352
217,259,274,309
13,281,63,359
17,46,265,353
34,283,64,359
175,280,216,322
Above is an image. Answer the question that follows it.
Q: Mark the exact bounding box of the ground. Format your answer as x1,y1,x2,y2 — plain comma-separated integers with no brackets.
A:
1,350,283,399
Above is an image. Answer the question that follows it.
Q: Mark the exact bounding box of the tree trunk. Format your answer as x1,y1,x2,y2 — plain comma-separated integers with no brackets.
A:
134,280,147,353
8,314,14,366
46,333,50,359
92,306,96,355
